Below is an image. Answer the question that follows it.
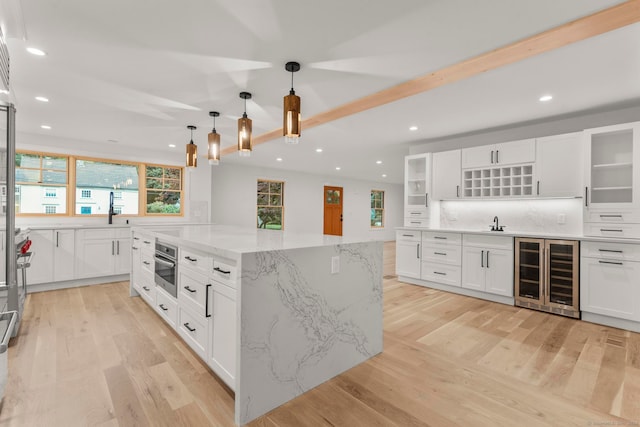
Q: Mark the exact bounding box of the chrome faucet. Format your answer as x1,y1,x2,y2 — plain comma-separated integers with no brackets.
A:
491,216,504,232
108,191,118,224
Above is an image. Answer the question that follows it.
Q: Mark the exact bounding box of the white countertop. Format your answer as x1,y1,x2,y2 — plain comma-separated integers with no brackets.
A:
133,224,376,257
396,226,640,244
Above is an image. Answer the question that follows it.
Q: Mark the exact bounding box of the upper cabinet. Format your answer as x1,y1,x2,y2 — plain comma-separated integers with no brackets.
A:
432,150,461,200
535,132,583,198
461,138,535,169
404,153,432,224
584,122,640,209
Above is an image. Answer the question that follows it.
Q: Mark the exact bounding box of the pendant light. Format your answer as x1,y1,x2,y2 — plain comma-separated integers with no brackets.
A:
283,61,301,144
238,92,252,157
208,111,221,165
186,125,197,168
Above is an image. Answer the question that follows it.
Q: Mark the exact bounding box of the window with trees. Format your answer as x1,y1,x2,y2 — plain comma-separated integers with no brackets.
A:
371,190,384,228
145,165,182,214
257,180,284,230
15,152,68,214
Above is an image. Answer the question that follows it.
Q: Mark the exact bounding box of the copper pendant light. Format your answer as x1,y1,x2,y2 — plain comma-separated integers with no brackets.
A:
283,61,301,144
238,92,252,157
208,111,221,165
186,125,197,168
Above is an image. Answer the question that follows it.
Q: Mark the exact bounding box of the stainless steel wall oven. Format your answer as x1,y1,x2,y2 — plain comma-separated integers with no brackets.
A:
154,241,177,297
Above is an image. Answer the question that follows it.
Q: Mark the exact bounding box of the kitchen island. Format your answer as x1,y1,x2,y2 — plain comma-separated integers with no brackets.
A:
129,224,383,425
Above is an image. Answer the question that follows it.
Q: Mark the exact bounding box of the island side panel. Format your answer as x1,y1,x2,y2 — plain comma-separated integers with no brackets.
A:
236,241,383,425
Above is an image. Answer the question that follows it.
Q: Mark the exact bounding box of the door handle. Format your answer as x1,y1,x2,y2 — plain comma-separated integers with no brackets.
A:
481,250,484,267
416,244,420,259
490,151,494,164
56,231,59,248
456,185,460,198
117,240,120,255
585,187,589,207
112,241,115,255
425,193,429,207
159,304,168,311
184,286,196,293
536,181,540,196
205,284,212,318
486,251,490,268
496,150,499,163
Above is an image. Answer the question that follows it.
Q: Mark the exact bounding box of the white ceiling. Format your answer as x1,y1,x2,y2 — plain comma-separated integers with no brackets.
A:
1,0,638,184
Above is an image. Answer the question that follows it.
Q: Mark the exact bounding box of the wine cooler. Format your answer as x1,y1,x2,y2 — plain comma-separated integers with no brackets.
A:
515,238,580,319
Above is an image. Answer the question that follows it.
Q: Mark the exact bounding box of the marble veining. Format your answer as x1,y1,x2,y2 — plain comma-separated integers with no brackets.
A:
237,242,383,425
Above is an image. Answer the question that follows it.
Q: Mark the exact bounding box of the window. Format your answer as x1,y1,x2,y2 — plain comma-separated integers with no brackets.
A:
371,190,384,228
44,205,57,214
257,180,284,230
75,159,139,215
15,152,68,215
145,165,182,214
114,206,122,214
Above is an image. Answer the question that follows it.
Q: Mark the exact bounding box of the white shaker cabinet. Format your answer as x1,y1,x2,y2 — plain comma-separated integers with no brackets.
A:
432,150,461,200
461,234,513,297
75,228,131,279
404,153,431,225
208,280,237,388
0,231,5,283
27,229,76,285
535,132,583,197
395,230,421,279
461,139,535,169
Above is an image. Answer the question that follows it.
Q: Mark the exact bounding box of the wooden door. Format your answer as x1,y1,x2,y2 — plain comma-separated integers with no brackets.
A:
323,186,343,236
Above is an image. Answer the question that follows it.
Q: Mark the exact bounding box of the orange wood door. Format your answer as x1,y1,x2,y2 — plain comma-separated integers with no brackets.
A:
323,186,343,236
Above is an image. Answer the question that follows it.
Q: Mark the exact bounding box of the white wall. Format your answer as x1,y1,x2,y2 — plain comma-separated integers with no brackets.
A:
16,132,212,227
211,163,403,241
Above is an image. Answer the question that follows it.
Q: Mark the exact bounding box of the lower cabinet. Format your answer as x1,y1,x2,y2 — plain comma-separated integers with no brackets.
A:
461,234,514,297
75,228,131,279
27,229,76,285
155,287,178,328
208,281,237,388
396,230,421,278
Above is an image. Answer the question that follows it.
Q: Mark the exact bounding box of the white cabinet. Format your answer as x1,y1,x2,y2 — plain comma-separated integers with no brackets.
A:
432,150,461,200
421,231,462,287
535,132,583,197
207,280,237,389
404,153,431,224
75,228,130,279
462,234,513,297
461,139,535,169
27,229,76,285
0,231,5,282
581,241,640,321
395,230,421,279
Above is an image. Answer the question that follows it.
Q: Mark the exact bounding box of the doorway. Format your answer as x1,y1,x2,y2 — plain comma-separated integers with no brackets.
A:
323,186,343,236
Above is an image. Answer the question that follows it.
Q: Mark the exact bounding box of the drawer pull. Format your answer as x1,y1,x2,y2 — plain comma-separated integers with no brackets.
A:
600,214,623,218
214,267,231,275
410,212,422,216
599,260,623,266
143,240,151,244
159,304,168,311
183,323,196,332
410,222,421,225
434,252,447,256
143,261,150,265
133,237,140,240
598,249,623,254
142,286,150,291
600,229,623,232
402,234,415,237
184,256,197,262
433,271,447,276
434,236,447,240
184,286,196,293
132,247,139,251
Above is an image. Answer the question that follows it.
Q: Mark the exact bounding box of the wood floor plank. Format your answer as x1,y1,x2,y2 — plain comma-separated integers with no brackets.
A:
104,364,149,427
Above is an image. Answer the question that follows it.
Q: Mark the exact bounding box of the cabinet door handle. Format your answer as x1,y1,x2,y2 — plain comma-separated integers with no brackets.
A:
134,237,140,240
205,284,212,318
142,286,150,291
183,323,196,332
117,240,120,255
184,285,196,293
434,236,447,240
456,185,460,198
56,231,59,247
600,229,623,233
496,150,499,163
490,151,494,164
536,181,540,196
600,214,623,218
585,187,589,207
159,304,168,311
425,193,429,208
486,251,490,268
416,244,420,259
434,252,447,256
143,261,150,265
599,260,623,266
184,256,197,262
402,234,415,237
434,271,447,276
132,247,139,250
112,241,115,255
598,249,623,253
214,267,231,275
481,250,484,267
410,222,421,225
143,240,151,244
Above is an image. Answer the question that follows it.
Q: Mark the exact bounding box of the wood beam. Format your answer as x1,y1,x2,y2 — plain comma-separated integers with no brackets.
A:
221,0,640,156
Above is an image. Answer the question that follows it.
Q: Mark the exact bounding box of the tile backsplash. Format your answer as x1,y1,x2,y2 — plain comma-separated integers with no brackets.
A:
440,198,583,235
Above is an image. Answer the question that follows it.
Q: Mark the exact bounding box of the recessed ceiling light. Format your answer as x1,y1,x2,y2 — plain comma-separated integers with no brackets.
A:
168,144,176,148
376,160,382,164
276,157,283,162
27,47,46,56
40,125,51,130
409,126,418,131
539,94,553,102
335,167,341,171
382,174,387,178
35,96,49,102
316,148,323,153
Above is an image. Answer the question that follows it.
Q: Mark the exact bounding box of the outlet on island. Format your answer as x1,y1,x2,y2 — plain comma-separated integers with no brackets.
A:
331,256,340,274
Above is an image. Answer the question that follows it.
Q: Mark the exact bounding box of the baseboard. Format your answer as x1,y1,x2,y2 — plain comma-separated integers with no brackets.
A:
581,312,640,333
397,276,514,306
28,274,130,293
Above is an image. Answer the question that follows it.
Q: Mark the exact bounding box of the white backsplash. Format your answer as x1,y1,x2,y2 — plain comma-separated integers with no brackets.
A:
440,198,583,234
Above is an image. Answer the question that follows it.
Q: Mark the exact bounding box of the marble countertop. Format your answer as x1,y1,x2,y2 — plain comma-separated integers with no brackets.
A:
396,226,640,244
133,224,375,257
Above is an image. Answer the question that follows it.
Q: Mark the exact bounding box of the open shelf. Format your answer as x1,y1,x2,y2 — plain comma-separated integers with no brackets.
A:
462,164,534,199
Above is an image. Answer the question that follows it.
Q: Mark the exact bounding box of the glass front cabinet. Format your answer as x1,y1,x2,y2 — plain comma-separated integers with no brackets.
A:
404,153,431,227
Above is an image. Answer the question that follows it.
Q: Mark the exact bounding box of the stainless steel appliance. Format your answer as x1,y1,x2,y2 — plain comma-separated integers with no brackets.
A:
515,238,580,318
0,310,17,399
155,241,177,297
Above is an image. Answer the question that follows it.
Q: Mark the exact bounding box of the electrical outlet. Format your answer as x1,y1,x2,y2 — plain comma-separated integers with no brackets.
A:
331,256,340,274
557,213,566,224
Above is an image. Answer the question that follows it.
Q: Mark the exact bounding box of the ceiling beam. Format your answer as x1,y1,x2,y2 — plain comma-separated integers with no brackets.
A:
221,0,640,156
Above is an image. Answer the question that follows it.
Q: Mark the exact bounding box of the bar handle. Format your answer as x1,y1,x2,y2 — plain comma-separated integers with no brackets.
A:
490,151,494,164
433,271,447,276
599,260,623,266
600,214,623,218
585,187,589,207
425,193,429,208
183,323,196,332
496,150,499,163
56,231,59,247
536,181,540,196
205,284,212,318
456,185,460,198
481,250,484,268
486,251,490,268
598,249,623,253
214,267,231,275
600,229,623,233
416,244,420,259
112,240,115,256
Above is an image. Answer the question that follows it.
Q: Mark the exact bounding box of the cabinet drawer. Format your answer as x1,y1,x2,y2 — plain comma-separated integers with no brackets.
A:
155,288,178,328
422,231,462,245
141,250,154,278
583,223,640,239
178,306,208,358
396,230,421,242
133,234,155,251
406,208,428,218
585,210,640,224
463,233,513,250
212,259,237,288
404,218,429,227
178,268,208,315
422,244,461,265
78,228,113,240
137,279,156,306
581,240,640,262
180,247,213,276
421,262,461,287
114,228,131,239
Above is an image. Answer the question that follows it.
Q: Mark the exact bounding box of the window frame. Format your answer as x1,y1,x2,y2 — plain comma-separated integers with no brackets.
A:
143,163,184,216
370,189,385,228
256,179,285,230
15,150,70,216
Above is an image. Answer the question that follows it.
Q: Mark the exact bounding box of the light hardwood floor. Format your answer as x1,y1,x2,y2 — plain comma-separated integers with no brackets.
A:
1,242,638,426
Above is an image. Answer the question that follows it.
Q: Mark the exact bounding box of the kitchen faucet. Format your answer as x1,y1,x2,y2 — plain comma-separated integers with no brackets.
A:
108,191,118,224
491,216,504,232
